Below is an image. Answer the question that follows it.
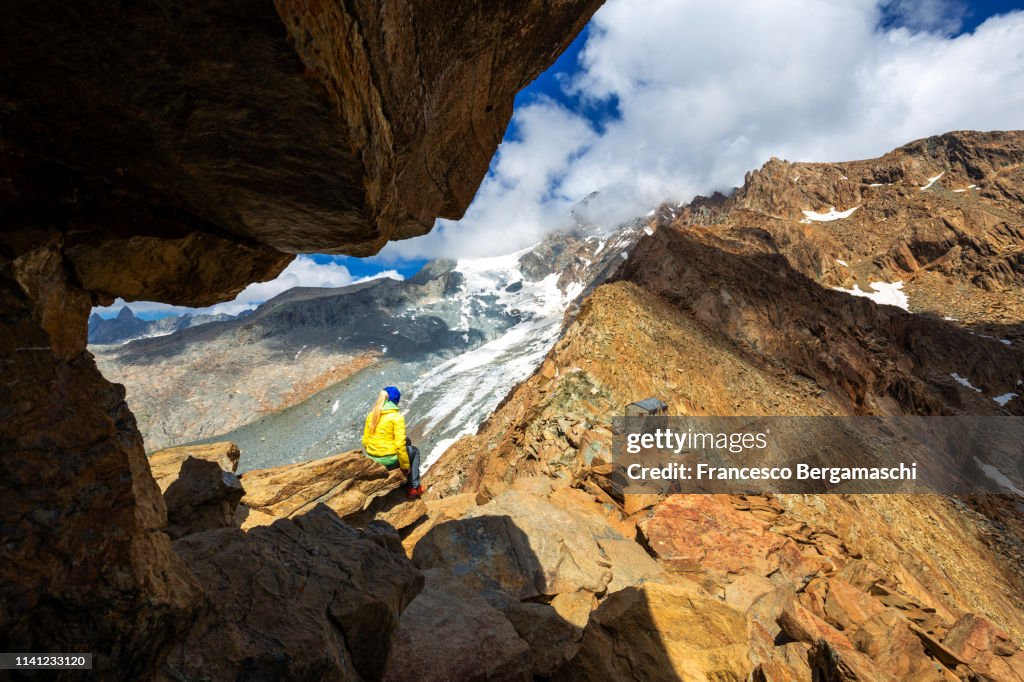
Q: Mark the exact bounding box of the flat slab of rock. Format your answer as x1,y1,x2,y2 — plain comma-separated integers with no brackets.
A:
237,450,407,528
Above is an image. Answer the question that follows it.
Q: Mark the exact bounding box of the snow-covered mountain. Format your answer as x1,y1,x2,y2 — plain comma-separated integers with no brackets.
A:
93,216,653,470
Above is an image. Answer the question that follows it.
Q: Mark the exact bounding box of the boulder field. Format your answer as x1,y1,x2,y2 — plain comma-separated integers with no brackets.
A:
145,430,1024,681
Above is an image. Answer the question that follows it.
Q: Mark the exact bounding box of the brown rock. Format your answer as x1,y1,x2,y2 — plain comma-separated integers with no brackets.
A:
748,621,812,681
237,449,405,528
401,493,480,556
550,591,599,630
4,0,602,265
777,599,854,651
382,569,531,682
149,442,241,492
556,581,751,681
501,600,584,676
639,495,821,583
411,490,660,600
163,457,245,540
852,611,955,680
0,261,201,676
725,573,777,612
808,641,892,682
165,505,423,681
943,613,1024,681
800,577,888,632
344,486,428,532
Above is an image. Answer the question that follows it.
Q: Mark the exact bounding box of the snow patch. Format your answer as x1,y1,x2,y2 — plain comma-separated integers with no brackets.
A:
920,171,944,191
331,400,339,414
832,281,909,310
993,393,1019,407
802,206,860,222
425,428,476,469
836,259,849,267
950,373,982,393
974,457,1024,496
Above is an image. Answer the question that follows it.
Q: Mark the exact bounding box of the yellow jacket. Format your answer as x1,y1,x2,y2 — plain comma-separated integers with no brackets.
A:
362,402,409,470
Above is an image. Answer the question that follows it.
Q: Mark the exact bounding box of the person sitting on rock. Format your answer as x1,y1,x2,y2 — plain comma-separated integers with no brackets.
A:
362,385,424,499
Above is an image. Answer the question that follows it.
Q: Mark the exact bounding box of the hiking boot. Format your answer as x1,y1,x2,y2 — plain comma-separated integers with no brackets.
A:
406,484,425,499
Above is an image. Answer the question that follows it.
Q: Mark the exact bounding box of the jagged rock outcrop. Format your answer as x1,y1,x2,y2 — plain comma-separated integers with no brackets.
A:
149,441,241,491
163,457,245,540
680,130,1024,332
162,505,424,682
0,260,203,678
0,2,600,674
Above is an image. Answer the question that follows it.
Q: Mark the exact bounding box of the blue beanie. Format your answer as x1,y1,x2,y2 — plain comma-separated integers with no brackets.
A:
384,386,401,404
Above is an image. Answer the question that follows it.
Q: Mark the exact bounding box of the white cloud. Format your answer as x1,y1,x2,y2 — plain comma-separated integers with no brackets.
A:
377,0,1024,262
380,100,597,261
92,256,403,318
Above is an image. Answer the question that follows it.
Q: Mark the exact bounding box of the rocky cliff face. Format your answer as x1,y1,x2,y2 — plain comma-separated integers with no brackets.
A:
686,130,1024,332
424,131,1024,679
0,3,601,675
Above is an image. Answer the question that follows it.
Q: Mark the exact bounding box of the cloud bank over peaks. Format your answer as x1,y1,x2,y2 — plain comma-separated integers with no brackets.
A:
377,0,1024,263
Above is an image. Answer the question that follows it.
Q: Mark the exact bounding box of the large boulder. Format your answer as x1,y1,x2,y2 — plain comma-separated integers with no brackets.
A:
555,581,752,681
3,0,602,276
163,505,423,681
382,570,532,682
942,613,1024,681
163,456,245,540
411,489,662,600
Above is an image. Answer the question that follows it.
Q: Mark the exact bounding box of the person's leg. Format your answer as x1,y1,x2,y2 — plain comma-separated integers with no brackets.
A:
406,444,421,488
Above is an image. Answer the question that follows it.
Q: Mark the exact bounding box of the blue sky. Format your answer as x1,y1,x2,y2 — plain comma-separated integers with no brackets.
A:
98,0,1024,319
